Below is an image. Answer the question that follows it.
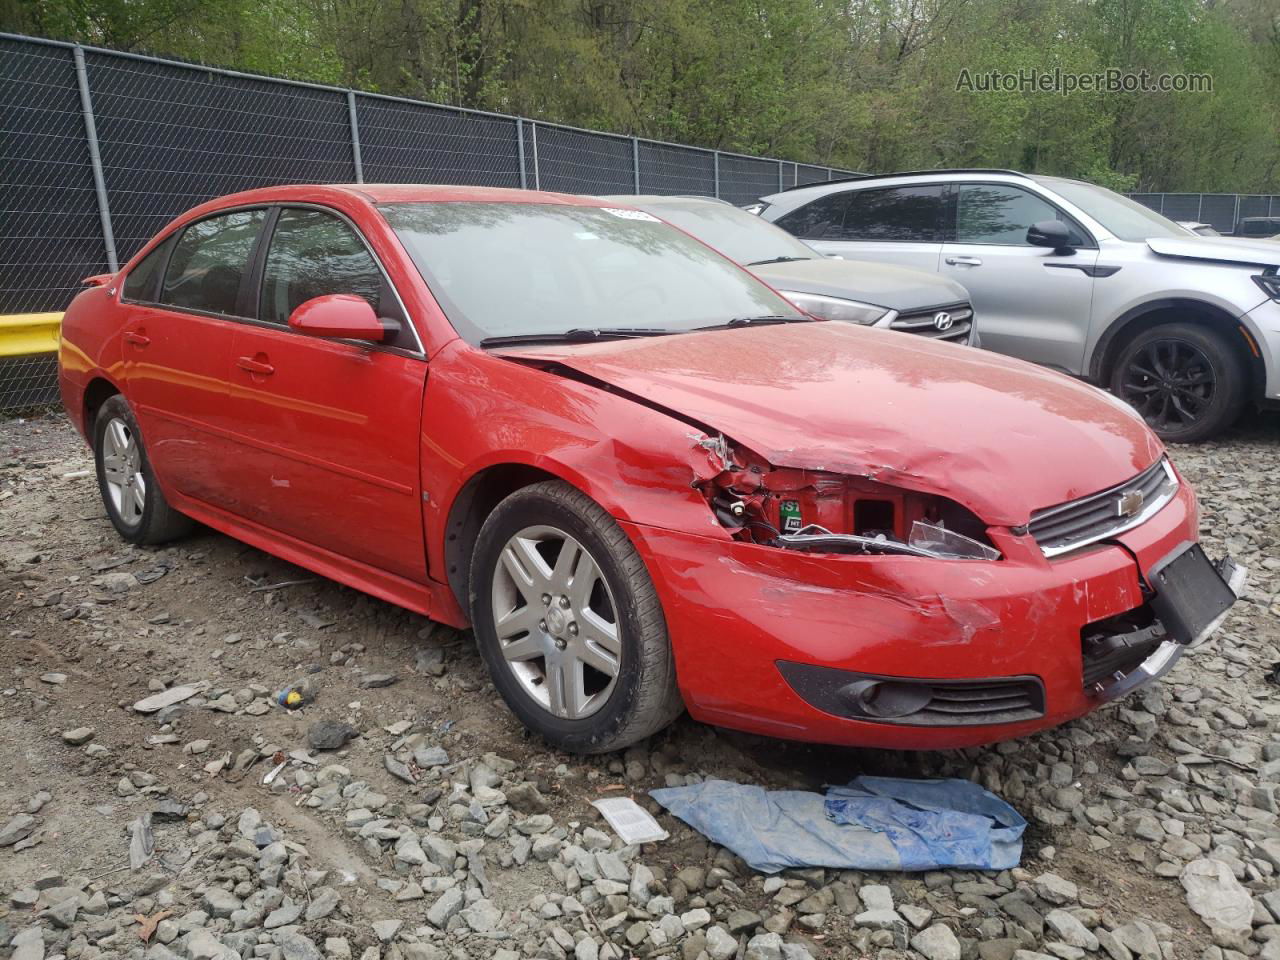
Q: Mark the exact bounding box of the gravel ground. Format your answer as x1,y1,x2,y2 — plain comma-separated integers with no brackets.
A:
1,408,1278,960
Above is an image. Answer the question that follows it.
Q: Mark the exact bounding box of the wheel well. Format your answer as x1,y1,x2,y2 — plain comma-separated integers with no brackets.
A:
82,377,119,446
443,464,561,614
1093,300,1264,398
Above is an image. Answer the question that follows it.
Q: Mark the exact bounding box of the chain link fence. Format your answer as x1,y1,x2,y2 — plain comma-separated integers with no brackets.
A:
0,32,858,411
1128,193,1280,234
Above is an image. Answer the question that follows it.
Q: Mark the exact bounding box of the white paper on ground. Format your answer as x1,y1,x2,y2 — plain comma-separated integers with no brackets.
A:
591,797,669,844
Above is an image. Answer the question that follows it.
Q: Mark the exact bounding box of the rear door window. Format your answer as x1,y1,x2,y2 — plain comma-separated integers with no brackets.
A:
160,210,266,316
841,186,946,242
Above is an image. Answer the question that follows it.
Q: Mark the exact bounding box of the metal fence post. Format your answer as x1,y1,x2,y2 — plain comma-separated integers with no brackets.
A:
632,137,641,193
530,122,540,190
777,161,784,192
713,151,720,199
346,91,363,183
1233,194,1241,232
516,118,527,189
73,45,118,272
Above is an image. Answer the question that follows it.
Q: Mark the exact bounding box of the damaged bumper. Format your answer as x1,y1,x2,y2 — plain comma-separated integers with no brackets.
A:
623,481,1241,749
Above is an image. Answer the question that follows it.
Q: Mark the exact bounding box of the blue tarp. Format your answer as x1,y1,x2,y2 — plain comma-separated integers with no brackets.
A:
650,775,1025,874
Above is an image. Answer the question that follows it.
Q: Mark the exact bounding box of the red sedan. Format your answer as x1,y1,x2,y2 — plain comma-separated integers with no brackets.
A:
58,185,1241,754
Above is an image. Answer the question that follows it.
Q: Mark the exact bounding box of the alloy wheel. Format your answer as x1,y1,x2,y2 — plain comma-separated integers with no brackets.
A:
490,524,621,720
1119,338,1216,433
101,416,146,524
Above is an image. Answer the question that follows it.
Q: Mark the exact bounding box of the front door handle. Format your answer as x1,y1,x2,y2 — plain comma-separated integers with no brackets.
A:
124,331,150,347
945,256,983,267
236,356,275,376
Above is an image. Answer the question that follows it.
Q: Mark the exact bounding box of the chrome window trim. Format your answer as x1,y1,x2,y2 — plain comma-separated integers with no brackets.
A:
1033,459,1179,558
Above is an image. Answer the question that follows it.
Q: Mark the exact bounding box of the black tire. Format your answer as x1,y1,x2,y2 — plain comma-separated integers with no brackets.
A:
92,394,194,545
469,480,683,754
1110,322,1247,443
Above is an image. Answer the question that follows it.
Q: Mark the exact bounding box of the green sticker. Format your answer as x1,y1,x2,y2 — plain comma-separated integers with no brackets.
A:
779,499,802,534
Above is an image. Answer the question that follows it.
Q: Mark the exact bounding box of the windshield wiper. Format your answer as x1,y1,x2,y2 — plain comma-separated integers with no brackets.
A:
480,327,674,348
746,255,813,266
695,315,813,331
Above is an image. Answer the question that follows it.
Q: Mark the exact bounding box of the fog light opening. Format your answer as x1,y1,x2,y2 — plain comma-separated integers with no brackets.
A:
840,679,932,719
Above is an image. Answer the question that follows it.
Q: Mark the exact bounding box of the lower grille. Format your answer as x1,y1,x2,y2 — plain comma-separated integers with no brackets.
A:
890,302,974,344
778,661,1045,727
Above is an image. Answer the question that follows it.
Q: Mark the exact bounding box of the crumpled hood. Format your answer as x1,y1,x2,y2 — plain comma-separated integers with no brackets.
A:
500,323,1164,526
752,258,970,313
1147,235,1280,267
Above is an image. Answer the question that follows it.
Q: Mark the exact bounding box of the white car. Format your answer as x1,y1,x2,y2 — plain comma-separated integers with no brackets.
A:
754,169,1280,441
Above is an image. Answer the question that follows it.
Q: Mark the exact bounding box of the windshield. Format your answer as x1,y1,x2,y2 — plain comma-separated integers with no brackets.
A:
618,199,816,265
1038,177,1186,242
382,202,802,344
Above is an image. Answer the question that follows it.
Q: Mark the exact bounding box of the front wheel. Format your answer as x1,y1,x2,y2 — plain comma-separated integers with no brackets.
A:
469,481,683,754
1110,322,1246,443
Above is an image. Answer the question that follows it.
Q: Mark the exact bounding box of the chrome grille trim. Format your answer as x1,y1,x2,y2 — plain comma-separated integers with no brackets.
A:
889,302,974,344
1029,458,1179,558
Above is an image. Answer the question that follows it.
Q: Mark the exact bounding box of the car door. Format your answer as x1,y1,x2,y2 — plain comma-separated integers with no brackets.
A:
940,183,1099,373
790,184,946,273
120,208,267,510
225,206,429,582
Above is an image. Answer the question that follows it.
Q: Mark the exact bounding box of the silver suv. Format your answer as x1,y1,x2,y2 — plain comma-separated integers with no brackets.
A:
755,169,1280,441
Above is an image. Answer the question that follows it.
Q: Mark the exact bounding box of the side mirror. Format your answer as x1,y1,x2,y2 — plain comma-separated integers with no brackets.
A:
288,294,385,342
1027,220,1075,254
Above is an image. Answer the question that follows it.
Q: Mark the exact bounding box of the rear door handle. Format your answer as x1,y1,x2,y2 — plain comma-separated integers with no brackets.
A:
124,331,150,347
945,256,983,267
236,356,275,376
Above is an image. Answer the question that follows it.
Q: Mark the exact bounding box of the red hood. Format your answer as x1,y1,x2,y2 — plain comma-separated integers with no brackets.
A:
498,323,1164,526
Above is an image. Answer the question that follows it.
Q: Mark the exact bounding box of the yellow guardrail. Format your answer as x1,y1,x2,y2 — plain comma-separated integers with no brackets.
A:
0,313,62,358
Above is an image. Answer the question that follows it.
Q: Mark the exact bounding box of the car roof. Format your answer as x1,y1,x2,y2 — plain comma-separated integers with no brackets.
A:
206,183,619,209
598,194,733,208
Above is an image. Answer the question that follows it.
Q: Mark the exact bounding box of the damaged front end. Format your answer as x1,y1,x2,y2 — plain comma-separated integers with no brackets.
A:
690,432,1000,562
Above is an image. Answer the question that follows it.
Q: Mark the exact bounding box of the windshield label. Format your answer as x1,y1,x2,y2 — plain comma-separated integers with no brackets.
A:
602,207,661,222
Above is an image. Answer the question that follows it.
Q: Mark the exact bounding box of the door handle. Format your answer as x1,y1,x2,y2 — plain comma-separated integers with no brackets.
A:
236,356,275,376
124,331,150,347
945,256,983,267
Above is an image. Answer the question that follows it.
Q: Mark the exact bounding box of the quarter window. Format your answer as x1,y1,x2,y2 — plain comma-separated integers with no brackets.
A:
774,193,852,239
259,209,385,327
160,210,266,316
955,184,1086,245
841,186,945,242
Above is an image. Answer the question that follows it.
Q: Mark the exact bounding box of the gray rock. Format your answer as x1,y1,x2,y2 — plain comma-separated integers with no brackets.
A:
264,900,302,929
427,888,463,928
1046,911,1099,951
705,926,738,960
199,888,241,919
371,920,401,943
912,923,962,960
860,884,894,911
307,721,357,751
277,933,324,960
61,727,95,745
460,899,501,932
11,926,44,960
1182,858,1252,933
413,746,449,768
0,814,35,847
745,932,784,960
1034,873,1079,905
359,673,397,689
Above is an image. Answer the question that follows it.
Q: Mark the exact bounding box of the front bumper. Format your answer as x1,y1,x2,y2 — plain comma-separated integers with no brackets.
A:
624,479,1234,749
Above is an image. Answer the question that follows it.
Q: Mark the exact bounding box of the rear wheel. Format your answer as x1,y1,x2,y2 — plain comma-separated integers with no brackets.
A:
93,394,194,544
1110,322,1246,443
469,480,683,754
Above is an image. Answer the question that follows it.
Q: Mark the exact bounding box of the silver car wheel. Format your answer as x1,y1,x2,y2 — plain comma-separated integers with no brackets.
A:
490,524,621,720
101,416,146,524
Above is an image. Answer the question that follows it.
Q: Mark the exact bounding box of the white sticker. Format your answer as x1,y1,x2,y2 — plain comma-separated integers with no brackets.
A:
601,207,661,222
591,796,669,844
